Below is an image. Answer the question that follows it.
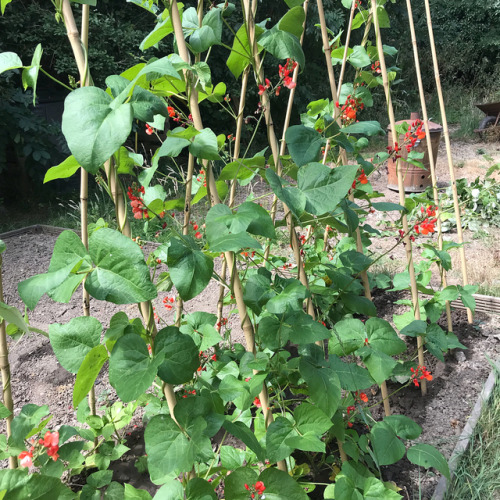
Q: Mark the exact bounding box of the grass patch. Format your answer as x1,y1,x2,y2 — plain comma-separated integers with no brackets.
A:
444,368,500,499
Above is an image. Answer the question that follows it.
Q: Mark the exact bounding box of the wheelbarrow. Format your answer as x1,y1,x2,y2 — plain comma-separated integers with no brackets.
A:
474,101,500,140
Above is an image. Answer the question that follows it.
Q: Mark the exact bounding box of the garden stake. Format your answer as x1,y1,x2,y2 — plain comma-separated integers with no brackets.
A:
175,0,205,327
0,251,17,469
60,0,96,418
216,67,251,329
371,0,427,395
170,2,286,468
244,0,318,334
264,0,308,261
423,0,473,324
406,0,453,333
317,0,391,415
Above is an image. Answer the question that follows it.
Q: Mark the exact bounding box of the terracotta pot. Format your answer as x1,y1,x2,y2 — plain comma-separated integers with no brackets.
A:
387,112,442,192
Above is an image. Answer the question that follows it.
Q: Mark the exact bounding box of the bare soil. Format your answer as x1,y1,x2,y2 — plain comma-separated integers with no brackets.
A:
1,136,500,498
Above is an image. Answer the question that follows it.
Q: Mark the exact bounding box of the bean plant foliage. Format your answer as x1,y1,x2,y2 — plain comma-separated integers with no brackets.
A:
0,0,477,498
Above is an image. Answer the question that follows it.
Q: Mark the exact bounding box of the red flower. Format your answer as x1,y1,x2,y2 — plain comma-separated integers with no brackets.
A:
145,124,154,135
411,365,432,387
253,397,262,408
167,106,176,118
255,481,266,495
19,450,33,468
195,231,202,239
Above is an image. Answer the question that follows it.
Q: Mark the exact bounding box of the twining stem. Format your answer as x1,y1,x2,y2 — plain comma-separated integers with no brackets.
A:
423,0,472,324
0,253,17,469
371,0,426,395
217,67,251,329
244,0,316,336
406,0,453,333
170,2,285,469
264,0,309,261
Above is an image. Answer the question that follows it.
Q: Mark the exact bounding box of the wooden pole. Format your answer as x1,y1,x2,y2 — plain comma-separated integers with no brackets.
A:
170,2,285,467
405,0,453,333
0,252,17,468
423,0,473,324
371,0,426,395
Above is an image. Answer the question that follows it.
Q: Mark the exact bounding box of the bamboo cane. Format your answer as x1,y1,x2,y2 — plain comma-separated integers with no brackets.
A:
405,0,453,333
371,0,426,395
175,0,205,327
423,0,472,324
317,0,391,416
170,2,285,468
216,67,251,329
0,252,17,468
244,1,317,335
264,0,309,262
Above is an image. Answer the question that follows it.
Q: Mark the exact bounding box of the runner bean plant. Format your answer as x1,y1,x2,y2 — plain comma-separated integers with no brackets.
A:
0,0,477,498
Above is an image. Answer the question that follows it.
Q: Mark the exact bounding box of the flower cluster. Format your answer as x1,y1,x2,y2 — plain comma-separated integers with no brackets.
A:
336,94,364,125
410,365,432,387
182,389,197,398
371,60,381,74
258,78,272,96
387,119,426,160
127,184,148,220
145,123,154,136
19,430,60,467
244,481,266,499
352,169,369,189
216,317,228,331
278,58,297,90
197,169,206,188
163,296,175,310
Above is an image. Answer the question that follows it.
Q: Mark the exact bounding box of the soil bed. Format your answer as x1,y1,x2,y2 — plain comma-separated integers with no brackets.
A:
1,138,500,498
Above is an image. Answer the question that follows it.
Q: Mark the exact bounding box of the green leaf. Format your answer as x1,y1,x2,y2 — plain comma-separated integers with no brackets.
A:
86,228,157,304
279,6,305,39
330,318,365,356
285,126,323,167
0,52,22,74
145,415,193,483
0,470,73,500
155,326,200,385
226,24,264,79
44,155,80,183
297,163,358,215
383,415,422,440
222,420,265,462
370,421,406,466
0,402,11,420
238,202,276,239
10,404,49,448
243,270,275,315
329,355,375,391
140,15,175,51
153,480,184,500
407,443,450,479
167,236,213,301
18,230,90,310
218,156,265,182
1,0,13,14
363,477,401,500
348,45,371,68
224,468,259,500
365,317,406,355
115,146,143,175
186,478,217,500
299,357,341,418
156,136,190,159
265,169,305,219
362,350,396,385
62,86,133,174
266,281,309,314
189,128,221,160
266,417,296,463
22,43,43,105
0,302,28,335
285,311,331,344
73,345,109,408
294,403,332,435
400,320,427,338
49,316,102,373
258,28,305,69
109,334,161,402
257,467,309,499
342,121,384,136
371,202,405,212
87,470,113,489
